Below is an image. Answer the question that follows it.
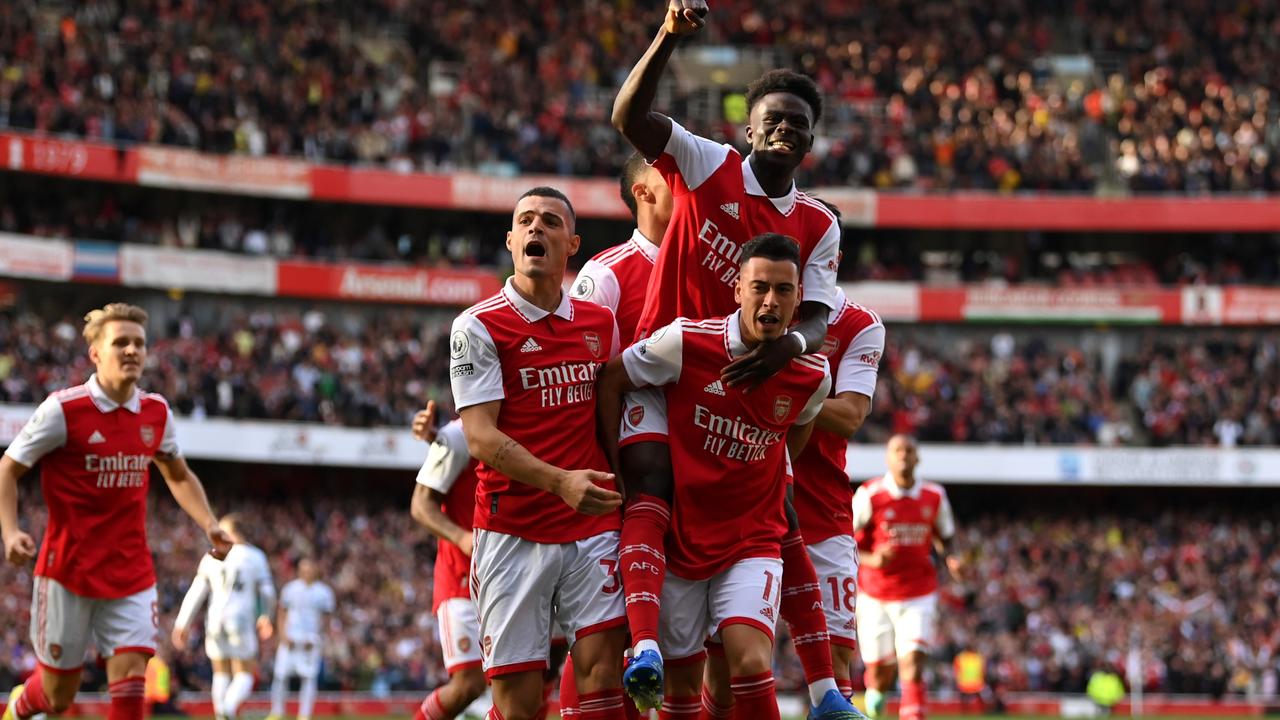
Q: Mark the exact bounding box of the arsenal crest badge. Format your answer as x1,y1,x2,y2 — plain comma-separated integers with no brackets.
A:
140,425,156,447
583,332,602,358
773,395,793,422
628,405,645,427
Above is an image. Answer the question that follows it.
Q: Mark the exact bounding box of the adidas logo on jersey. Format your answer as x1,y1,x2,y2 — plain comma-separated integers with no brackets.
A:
520,337,543,353
703,380,726,396
720,202,740,220
88,430,106,444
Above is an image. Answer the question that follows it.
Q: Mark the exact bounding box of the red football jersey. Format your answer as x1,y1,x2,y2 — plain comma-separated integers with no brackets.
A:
570,229,659,344
449,280,621,543
852,475,956,601
3,375,179,599
621,311,831,580
635,120,841,339
416,419,482,612
793,290,886,544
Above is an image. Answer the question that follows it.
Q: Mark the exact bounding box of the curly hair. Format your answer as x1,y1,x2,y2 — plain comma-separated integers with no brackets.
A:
745,69,823,124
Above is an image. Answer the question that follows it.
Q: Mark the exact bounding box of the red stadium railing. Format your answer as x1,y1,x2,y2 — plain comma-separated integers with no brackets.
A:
5,130,1280,231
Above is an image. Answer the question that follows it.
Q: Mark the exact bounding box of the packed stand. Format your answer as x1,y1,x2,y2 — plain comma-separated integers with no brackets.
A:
863,328,1280,447
1,0,1278,192
933,507,1280,698
2,493,1276,699
3,306,1277,446
0,306,456,428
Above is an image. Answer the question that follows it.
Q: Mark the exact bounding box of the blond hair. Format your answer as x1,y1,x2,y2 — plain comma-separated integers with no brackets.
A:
82,303,148,345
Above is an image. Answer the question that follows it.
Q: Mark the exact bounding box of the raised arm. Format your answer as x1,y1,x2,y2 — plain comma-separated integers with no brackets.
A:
460,401,621,516
611,0,708,158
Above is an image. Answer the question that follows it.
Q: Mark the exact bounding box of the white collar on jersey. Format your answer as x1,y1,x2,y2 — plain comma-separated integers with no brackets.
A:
883,473,924,499
86,373,142,414
502,278,574,323
725,309,750,358
829,286,848,323
742,156,797,216
629,228,660,263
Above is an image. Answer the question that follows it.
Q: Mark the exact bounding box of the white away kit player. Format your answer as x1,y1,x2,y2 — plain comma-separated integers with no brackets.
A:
268,558,335,720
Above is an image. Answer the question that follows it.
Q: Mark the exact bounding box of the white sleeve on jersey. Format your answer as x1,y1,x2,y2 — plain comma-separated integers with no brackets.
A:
174,554,217,630
570,260,622,313
851,484,873,533
3,396,66,467
320,583,336,613
801,217,840,311
934,485,956,540
621,319,685,388
159,406,180,457
449,313,504,410
660,119,733,191
609,311,622,360
281,580,300,611
835,323,885,398
798,360,833,425
416,418,471,494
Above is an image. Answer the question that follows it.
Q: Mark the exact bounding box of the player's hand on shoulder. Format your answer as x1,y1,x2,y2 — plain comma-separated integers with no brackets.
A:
2,529,36,565
257,616,275,641
664,0,708,35
721,333,803,389
207,523,233,560
554,469,623,516
412,400,439,442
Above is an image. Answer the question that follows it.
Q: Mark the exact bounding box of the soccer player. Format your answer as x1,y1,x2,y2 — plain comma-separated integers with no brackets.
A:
853,437,964,720
611,3,854,716
449,187,628,720
268,557,335,720
597,233,832,720
173,514,276,720
409,416,487,720
1,302,231,720
570,151,672,343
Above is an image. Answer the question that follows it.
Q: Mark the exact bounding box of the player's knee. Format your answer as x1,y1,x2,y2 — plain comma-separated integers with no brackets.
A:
46,689,76,714
620,442,674,502
727,645,772,678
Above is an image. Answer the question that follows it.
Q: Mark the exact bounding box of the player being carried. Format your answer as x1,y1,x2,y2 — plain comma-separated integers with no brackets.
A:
1,302,231,720
854,437,965,720
449,187,629,720
611,2,860,718
173,514,277,720
268,557,335,720
598,233,832,720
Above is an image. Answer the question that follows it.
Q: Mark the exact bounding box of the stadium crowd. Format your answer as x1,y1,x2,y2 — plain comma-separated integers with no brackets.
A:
2,307,1276,446
0,0,1278,192
2,495,1276,700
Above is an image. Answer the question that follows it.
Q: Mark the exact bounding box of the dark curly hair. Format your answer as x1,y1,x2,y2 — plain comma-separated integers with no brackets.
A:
619,151,649,220
745,69,823,125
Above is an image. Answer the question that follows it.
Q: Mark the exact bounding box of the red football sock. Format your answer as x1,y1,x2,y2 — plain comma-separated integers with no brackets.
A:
779,531,835,685
559,655,579,718
901,678,927,720
863,665,879,691
698,685,732,720
578,689,626,720
107,677,145,720
728,672,779,720
14,671,54,718
415,689,449,720
658,694,701,719
837,679,854,700
620,495,670,645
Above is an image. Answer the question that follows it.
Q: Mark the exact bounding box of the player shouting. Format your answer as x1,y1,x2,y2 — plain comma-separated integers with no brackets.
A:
449,187,628,720
2,303,230,720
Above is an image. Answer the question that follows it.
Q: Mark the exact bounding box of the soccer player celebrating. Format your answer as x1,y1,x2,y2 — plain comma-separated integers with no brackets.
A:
611,3,857,717
268,557,335,720
449,187,628,720
173,514,276,720
1,302,230,720
570,151,672,343
598,233,832,720
409,416,487,720
853,437,964,720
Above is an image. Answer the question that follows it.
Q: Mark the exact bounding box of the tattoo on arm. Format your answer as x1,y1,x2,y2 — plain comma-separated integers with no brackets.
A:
491,438,518,472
